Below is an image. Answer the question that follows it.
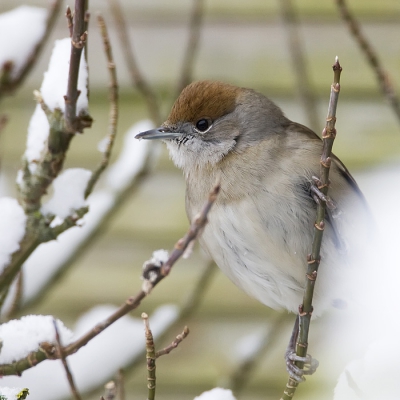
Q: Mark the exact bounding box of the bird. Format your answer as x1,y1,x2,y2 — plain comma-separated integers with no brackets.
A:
135,80,371,380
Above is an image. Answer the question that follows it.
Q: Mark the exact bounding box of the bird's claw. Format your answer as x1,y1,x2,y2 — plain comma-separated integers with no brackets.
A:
285,351,319,382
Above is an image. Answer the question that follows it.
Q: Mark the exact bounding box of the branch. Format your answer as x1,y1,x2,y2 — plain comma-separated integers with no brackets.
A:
1,0,93,306
175,0,205,95
142,313,156,400
155,326,189,358
279,0,321,133
335,0,400,124
281,57,342,400
53,319,82,400
0,182,218,376
85,14,119,198
64,0,89,133
62,182,218,357
0,0,63,100
108,0,161,125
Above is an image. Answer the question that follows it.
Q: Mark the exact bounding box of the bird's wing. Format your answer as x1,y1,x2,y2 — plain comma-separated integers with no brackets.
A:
288,121,371,251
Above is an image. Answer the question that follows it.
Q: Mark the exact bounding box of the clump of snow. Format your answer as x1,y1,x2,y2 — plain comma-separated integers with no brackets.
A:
23,37,89,171
24,104,50,165
0,315,73,364
0,6,47,78
0,387,28,399
0,305,178,400
194,388,237,400
106,120,154,192
41,168,92,219
40,38,88,113
149,249,169,267
0,197,26,273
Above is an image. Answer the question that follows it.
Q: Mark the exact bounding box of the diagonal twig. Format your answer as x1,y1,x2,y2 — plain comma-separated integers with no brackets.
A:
85,14,119,198
335,0,400,124
108,0,161,125
53,319,82,400
281,57,342,400
0,181,221,378
155,326,190,358
279,0,321,133
175,0,205,95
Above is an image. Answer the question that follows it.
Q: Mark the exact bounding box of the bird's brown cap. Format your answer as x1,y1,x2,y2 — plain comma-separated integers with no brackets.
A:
167,80,242,124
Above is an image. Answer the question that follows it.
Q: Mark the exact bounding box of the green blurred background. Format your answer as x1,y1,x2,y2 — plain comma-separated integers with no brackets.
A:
0,0,399,399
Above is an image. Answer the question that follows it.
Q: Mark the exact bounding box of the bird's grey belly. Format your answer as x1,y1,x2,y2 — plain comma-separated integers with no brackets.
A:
199,202,312,313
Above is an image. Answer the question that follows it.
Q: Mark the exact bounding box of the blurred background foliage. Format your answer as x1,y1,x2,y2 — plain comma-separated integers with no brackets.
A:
0,0,399,399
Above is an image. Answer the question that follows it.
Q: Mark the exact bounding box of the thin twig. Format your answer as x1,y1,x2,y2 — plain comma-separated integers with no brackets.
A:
335,0,400,123
279,0,320,133
108,0,161,125
0,0,63,100
85,14,119,198
117,370,125,400
281,57,342,400
53,319,82,400
142,313,156,400
175,0,205,95
0,187,219,376
156,326,190,358
65,0,89,133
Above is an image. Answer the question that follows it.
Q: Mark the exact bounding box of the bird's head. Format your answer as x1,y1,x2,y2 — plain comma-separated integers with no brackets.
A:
135,80,287,171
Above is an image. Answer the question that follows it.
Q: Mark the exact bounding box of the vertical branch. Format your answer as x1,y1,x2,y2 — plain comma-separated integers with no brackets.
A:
53,319,82,400
335,0,400,124
108,0,161,125
85,14,119,198
279,0,321,133
142,313,156,400
65,0,88,133
281,58,342,400
175,0,205,95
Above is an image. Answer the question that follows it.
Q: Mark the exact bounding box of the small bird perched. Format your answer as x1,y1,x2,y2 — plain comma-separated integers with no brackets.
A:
136,80,370,378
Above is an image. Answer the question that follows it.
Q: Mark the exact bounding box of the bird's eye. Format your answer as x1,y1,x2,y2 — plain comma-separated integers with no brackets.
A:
195,118,212,133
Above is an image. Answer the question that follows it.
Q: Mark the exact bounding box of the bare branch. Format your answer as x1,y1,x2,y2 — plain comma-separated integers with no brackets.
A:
0,0,63,100
64,0,89,133
53,319,82,400
175,0,205,95
108,0,161,125
142,313,156,400
117,370,125,400
335,0,400,124
156,326,189,358
279,0,321,133
281,57,342,400
85,14,119,198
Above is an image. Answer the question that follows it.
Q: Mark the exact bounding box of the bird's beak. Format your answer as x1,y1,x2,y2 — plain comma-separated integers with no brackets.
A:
135,128,181,140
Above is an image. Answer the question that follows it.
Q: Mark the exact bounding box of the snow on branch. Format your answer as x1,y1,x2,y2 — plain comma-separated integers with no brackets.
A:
0,2,62,99
0,315,72,365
